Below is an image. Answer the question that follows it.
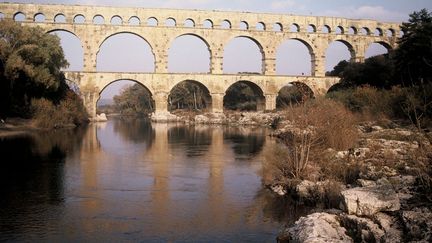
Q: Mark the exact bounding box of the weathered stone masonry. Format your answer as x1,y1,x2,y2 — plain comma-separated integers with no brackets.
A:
0,3,400,118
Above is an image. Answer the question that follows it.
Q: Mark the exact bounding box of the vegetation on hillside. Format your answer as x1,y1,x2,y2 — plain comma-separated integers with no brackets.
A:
0,19,88,128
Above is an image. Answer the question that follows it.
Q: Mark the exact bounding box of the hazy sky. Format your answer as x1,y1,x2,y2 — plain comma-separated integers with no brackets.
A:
2,0,432,100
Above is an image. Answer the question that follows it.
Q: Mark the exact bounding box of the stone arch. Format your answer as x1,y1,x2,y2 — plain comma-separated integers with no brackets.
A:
290,23,300,32
97,32,155,72
166,17,176,27
203,19,213,28
168,80,212,111
276,38,315,75
360,27,370,35
276,82,314,108
273,23,283,32
93,14,105,24
184,18,195,27
34,13,45,22
348,26,357,35
47,29,84,71
322,25,331,33
223,35,265,74
111,15,122,25
307,24,316,33
365,41,392,58
129,16,140,25
14,12,25,22
147,17,158,26
54,13,66,23
336,26,344,34
326,39,355,71
98,79,155,113
73,14,85,24
223,80,266,111
374,28,383,36
168,33,211,73
240,21,249,30
256,22,266,31
386,29,395,37
221,19,231,29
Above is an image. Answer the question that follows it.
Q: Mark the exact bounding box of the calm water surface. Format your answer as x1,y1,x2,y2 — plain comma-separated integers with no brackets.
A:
0,119,310,242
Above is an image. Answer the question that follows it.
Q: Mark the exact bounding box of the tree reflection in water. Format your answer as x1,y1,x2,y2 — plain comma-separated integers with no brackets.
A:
112,118,155,147
168,125,212,157
223,127,266,160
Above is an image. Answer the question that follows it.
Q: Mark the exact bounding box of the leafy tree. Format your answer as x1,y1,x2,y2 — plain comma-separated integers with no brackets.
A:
168,81,211,111
0,19,69,117
224,82,260,111
113,83,155,116
394,8,432,85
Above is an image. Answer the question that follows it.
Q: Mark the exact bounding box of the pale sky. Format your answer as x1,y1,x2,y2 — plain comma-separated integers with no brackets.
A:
2,0,431,100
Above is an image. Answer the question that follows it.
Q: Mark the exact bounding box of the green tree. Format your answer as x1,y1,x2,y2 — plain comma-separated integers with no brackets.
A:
0,19,69,117
394,8,432,85
168,81,211,111
113,83,155,116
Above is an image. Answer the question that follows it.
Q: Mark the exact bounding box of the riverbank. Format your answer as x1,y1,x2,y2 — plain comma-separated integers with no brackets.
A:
270,119,432,242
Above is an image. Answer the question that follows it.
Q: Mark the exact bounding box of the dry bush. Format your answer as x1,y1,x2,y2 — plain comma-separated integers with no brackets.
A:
282,98,358,151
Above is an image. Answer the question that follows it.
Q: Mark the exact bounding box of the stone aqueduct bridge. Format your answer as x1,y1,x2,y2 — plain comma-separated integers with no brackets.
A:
1,3,401,118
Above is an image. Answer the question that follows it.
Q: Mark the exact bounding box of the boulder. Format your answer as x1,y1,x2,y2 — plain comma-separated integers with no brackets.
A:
282,212,353,243
401,207,432,242
270,184,287,196
151,112,179,123
341,186,400,216
93,113,108,122
340,214,385,242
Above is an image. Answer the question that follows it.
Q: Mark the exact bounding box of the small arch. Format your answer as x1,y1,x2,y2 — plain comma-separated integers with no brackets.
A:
147,17,158,26
111,15,122,25
34,13,45,22
256,22,266,31
322,25,331,33
168,80,212,112
374,28,383,36
307,24,316,33
73,14,85,24
290,23,300,32
223,81,265,111
386,29,395,37
239,21,249,30
165,17,176,27
203,19,213,28
276,82,314,108
184,18,195,28
273,23,283,32
335,26,344,34
348,26,357,35
54,13,66,23
399,30,404,37
221,19,231,29
360,27,370,35
14,12,26,22
129,16,140,26
93,15,105,25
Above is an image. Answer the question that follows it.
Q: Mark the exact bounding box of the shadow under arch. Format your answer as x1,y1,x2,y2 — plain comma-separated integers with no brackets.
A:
223,35,265,74
223,80,265,111
167,33,212,73
168,80,212,112
276,37,315,75
276,82,314,109
96,31,155,72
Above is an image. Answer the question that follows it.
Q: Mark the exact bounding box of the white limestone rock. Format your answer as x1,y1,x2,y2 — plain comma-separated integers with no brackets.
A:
341,186,400,216
286,212,353,243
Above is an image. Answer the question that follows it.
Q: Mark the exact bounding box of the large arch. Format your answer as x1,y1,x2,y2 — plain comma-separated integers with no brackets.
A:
168,80,212,111
365,41,391,58
97,79,155,115
48,29,84,71
325,40,355,72
276,38,314,75
223,36,265,74
96,32,155,72
223,80,265,111
168,34,211,73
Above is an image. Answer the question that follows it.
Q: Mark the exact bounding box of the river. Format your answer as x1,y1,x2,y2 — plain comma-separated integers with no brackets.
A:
0,118,311,242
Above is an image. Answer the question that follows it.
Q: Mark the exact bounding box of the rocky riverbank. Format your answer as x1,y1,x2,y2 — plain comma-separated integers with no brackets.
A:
273,122,432,242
